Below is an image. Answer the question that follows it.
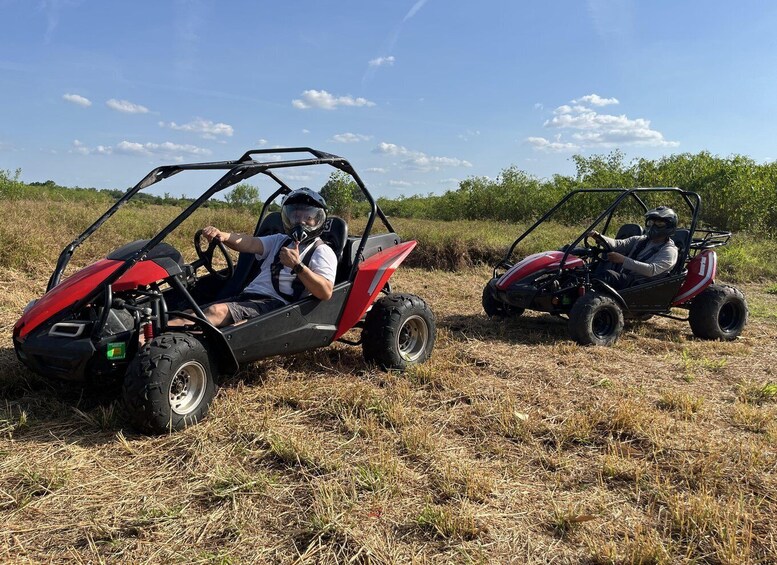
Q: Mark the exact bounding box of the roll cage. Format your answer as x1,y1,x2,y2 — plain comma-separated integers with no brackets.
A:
495,187,731,280
47,147,396,326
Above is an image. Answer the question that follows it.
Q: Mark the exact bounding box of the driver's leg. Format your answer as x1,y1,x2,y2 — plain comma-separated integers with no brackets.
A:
167,302,233,328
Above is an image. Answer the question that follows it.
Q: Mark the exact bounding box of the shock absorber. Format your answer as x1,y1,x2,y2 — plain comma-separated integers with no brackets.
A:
141,307,154,342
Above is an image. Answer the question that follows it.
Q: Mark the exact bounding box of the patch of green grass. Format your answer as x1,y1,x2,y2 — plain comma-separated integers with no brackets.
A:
657,391,704,420
416,504,483,540
736,380,777,405
206,466,271,502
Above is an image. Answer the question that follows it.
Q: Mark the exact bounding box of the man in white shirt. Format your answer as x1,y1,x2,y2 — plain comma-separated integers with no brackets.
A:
171,188,337,328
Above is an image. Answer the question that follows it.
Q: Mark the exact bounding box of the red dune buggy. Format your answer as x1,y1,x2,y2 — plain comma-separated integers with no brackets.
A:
14,148,436,433
482,187,748,345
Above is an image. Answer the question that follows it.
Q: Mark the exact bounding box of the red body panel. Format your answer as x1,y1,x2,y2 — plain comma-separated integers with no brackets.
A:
672,249,717,305
333,240,417,340
14,259,170,340
496,251,584,290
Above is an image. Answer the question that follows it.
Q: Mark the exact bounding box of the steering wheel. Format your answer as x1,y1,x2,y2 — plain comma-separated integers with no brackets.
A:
193,229,235,281
583,233,612,262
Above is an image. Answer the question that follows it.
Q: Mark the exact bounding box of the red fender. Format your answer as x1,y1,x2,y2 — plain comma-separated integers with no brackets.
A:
672,249,717,305
496,251,584,290
14,259,169,340
334,241,416,340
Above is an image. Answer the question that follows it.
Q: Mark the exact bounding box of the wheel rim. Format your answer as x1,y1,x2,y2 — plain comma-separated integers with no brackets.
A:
168,361,208,416
396,314,429,363
718,302,741,332
592,309,616,339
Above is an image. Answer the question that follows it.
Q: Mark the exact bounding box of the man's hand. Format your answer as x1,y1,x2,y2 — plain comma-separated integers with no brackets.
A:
202,226,225,242
587,230,605,243
279,242,301,269
607,252,626,264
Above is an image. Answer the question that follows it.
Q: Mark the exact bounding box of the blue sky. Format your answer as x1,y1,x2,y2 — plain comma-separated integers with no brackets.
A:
1,0,776,199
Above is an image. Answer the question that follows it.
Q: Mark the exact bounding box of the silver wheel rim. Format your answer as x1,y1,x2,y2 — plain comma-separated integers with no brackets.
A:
396,314,429,363
168,361,208,416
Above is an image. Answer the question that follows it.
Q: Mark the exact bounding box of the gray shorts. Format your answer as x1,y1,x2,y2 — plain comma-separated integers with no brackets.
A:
220,293,286,324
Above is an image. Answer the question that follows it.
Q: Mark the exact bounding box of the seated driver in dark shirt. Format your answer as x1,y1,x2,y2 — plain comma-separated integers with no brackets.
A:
587,206,679,290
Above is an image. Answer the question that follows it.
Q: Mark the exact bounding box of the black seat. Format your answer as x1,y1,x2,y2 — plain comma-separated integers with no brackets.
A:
320,216,348,262
615,223,643,239
670,228,690,273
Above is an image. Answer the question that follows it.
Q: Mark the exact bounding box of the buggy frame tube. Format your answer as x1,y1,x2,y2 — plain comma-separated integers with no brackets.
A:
52,148,397,336
556,187,701,276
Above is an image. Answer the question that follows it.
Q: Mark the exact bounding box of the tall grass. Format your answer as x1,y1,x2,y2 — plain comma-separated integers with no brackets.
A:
4,199,774,281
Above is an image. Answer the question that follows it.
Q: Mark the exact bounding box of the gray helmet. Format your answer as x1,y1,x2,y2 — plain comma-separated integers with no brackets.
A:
645,206,677,239
281,187,327,242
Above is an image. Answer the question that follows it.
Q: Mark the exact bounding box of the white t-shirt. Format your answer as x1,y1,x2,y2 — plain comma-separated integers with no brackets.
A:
243,233,337,303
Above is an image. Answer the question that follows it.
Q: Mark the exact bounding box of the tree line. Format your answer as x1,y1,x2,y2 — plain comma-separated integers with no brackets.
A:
3,150,776,233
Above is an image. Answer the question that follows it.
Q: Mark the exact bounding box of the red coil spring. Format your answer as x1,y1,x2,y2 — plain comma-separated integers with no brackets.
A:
143,322,154,341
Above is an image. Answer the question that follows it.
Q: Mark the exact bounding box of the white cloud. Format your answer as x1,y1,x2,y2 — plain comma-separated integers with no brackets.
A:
526,137,580,152
302,129,310,134
527,95,679,151
114,141,211,157
331,132,372,143
366,167,387,173
63,93,92,107
106,99,150,114
389,180,412,187
292,89,376,110
72,139,211,159
71,140,112,155
373,141,473,172
573,94,619,106
404,0,429,21
284,173,313,181
439,178,461,185
369,56,395,67
458,129,481,141
159,118,233,137
256,139,268,146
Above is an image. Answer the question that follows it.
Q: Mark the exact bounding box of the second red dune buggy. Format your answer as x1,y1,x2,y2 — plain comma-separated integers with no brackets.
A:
14,148,436,433
482,187,748,345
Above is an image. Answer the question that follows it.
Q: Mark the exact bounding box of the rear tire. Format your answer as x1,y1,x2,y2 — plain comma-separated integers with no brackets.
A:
688,284,748,340
362,293,436,370
122,333,217,434
568,291,624,346
482,282,524,318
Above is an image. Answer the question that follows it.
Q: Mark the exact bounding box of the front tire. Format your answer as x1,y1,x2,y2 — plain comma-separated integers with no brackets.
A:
123,333,217,434
362,293,436,370
568,291,624,346
688,284,748,340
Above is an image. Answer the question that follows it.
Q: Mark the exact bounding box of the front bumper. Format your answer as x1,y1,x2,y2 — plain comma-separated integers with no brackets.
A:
14,328,133,383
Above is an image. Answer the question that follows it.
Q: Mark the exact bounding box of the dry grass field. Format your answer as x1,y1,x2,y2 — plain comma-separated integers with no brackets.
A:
0,199,775,563
1,261,775,563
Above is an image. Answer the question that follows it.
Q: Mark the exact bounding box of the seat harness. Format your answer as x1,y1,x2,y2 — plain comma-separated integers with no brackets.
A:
617,236,668,275
270,237,324,302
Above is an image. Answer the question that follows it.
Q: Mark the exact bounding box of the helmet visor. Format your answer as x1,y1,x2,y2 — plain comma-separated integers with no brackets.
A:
645,218,668,228
282,203,325,230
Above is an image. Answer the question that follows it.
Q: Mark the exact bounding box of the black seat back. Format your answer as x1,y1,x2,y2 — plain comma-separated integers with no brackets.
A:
671,228,690,273
320,216,348,262
615,223,643,239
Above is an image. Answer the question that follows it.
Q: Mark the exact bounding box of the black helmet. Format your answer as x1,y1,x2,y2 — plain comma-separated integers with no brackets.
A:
281,187,327,242
644,206,677,239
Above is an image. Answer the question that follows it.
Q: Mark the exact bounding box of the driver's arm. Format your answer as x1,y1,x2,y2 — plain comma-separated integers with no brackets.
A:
295,265,334,301
202,226,263,255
